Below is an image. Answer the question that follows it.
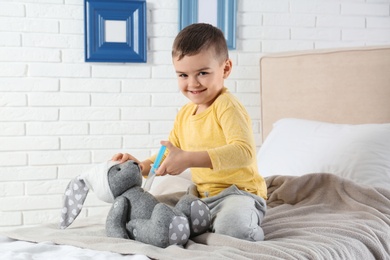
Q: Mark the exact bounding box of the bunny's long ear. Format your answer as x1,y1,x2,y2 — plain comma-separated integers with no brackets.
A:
59,176,89,229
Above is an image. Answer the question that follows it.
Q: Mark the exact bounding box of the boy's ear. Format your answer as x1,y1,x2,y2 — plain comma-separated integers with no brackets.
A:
223,59,233,78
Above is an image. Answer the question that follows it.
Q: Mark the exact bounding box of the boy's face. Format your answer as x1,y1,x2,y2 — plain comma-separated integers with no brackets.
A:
173,48,232,112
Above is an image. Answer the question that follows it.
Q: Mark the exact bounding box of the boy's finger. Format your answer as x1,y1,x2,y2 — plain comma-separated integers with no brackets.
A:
119,154,129,163
111,153,122,161
156,163,166,176
161,140,173,150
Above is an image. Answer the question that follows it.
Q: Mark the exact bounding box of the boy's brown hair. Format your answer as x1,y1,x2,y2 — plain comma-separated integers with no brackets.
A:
172,23,228,64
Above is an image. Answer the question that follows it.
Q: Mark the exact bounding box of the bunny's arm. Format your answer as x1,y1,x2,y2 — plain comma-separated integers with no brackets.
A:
106,196,130,239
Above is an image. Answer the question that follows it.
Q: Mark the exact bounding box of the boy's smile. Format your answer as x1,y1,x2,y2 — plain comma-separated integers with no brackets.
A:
173,48,232,114
189,89,206,94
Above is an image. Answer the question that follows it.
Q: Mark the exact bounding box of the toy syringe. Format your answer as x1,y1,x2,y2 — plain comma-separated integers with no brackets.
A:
143,145,166,191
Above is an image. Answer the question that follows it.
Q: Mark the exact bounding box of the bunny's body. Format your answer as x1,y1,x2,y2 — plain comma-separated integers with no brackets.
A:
60,160,210,248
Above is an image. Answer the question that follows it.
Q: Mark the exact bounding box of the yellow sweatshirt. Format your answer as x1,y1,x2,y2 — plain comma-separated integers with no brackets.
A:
152,88,267,199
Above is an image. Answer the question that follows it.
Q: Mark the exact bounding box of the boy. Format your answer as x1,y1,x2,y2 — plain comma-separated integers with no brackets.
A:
112,23,267,241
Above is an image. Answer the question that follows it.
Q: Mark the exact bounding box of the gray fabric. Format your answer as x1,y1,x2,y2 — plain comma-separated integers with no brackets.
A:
202,185,266,241
2,173,390,260
60,178,89,229
167,216,190,245
202,185,267,216
188,199,210,235
174,193,211,236
208,194,265,241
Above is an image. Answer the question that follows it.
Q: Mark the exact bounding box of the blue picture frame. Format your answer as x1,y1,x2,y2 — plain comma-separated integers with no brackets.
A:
179,0,237,50
84,0,147,63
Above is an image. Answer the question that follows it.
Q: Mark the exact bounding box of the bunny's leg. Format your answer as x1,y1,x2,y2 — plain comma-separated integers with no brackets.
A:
127,203,190,248
175,194,211,237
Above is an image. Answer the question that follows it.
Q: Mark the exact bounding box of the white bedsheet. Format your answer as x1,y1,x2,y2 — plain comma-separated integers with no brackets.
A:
0,235,150,260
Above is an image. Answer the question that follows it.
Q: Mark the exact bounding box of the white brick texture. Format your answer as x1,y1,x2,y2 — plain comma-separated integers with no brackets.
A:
0,0,389,228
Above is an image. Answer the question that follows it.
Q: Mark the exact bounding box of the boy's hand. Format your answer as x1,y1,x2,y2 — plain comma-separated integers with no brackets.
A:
111,153,152,176
111,153,138,163
156,141,213,176
156,141,189,176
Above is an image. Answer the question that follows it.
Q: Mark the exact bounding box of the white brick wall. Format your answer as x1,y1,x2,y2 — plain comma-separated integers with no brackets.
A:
0,0,389,229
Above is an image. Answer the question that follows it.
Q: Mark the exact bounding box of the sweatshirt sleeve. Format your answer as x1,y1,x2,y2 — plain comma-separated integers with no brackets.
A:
207,101,256,172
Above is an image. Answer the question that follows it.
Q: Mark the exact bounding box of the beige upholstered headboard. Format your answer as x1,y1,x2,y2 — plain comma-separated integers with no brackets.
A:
260,46,390,141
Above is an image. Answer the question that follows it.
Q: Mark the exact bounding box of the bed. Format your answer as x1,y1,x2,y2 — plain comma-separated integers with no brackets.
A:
1,45,390,259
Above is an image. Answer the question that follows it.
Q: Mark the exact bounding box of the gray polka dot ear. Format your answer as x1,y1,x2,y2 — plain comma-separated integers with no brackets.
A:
59,177,89,229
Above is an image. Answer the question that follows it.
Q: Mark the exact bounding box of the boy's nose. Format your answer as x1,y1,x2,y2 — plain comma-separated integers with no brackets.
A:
188,77,200,88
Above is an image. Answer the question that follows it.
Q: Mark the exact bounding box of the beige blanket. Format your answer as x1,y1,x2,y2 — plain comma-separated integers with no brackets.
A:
3,173,390,260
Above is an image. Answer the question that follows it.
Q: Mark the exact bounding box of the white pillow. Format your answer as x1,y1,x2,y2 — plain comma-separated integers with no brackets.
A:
257,118,390,188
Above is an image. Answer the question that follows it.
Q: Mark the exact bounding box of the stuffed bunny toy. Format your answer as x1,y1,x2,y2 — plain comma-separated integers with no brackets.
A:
59,160,211,248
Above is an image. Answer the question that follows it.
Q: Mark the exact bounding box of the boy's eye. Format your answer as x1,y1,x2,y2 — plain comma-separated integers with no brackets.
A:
199,72,208,76
178,74,188,78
